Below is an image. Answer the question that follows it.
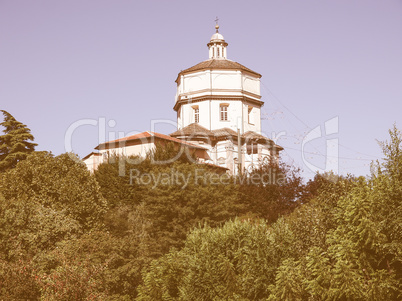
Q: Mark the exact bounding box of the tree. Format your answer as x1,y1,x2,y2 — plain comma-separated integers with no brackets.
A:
137,219,295,301
96,155,241,257
137,126,402,301
376,124,402,181
0,258,41,300
0,151,109,300
0,151,108,264
269,175,401,300
95,145,303,260
0,110,37,172
268,127,402,300
0,152,108,231
237,161,303,222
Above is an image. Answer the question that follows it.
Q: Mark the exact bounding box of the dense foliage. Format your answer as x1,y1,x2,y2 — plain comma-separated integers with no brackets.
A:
0,151,109,299
0,115,401,300
0,110,37,172
137,127,402,300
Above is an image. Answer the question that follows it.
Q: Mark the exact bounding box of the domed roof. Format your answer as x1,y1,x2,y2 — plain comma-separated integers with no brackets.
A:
209,25,226,43
210,32,225,41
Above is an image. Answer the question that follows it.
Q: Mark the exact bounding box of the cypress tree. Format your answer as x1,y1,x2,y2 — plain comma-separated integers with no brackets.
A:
0,110,37,171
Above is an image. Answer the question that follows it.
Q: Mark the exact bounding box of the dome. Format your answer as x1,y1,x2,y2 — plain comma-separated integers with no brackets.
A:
209,24,226,42
207,25,228,59
210,32,225,41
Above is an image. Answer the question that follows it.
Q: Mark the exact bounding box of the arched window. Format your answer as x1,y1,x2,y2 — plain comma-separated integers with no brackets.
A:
220,104,229,121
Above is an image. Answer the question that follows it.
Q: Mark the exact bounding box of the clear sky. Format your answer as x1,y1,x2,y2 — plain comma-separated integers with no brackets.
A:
1,0,401,180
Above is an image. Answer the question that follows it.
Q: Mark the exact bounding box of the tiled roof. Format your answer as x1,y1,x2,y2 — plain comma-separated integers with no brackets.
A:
171,124,238,139
243,131,283,150
151,132,206,148
170,123,214,137
177,59,261,79
169,125,283,151
212,127,238,138
82,152,101,161
242,131,269,141
96,131,206,150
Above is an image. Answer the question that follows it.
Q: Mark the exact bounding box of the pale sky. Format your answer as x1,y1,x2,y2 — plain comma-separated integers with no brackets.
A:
1,0,402,179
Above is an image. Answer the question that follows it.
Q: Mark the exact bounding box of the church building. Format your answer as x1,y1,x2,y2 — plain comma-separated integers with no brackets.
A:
83,25,282,174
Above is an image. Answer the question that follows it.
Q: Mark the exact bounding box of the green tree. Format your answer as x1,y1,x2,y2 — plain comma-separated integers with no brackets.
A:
288,173,356,257
96,148,304,259
137,218,295,301
0,110,37,172
0,152,108,231
268,127,402,300
376,124,402,180
35,227,154,300
95,144,243,256
270,175,401,300
0,151,109,300
93,147,243,298
97,156,241,257
137,126,402,301
0,258,41,300
238,161,303,222
35,241,108,301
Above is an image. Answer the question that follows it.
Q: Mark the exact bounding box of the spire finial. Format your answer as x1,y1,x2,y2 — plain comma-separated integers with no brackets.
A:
215,16,219,32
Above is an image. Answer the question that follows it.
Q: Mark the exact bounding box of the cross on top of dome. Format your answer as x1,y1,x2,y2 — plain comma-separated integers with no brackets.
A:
215,16,219,32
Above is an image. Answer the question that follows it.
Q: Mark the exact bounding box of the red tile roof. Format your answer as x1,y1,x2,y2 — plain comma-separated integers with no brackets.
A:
243,131,284,150
82,152,101,161
212,127,238,138
170,123,214,137
169,125,283,150
95,131,206,150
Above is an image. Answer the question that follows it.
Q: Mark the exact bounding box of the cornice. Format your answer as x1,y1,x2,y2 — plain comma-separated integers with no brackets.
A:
173,95,264,111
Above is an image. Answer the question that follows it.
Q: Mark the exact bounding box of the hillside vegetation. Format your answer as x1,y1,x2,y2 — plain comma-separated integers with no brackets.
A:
0,113,400,300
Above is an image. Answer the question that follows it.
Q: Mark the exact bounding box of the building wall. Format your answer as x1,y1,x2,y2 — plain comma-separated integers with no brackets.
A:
242,103,261,133
201,139,273,175
243,75,260,95
96,142,154,158
179,100,211,130
176,68,262,134
179,99,261,134
176,70,260,102
83,155,103,173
